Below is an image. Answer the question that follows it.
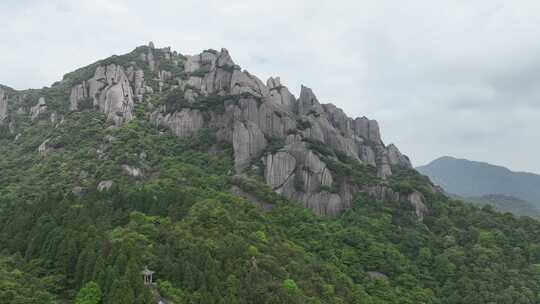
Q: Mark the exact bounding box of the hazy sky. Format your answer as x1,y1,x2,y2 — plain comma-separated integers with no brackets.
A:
2,0,539,174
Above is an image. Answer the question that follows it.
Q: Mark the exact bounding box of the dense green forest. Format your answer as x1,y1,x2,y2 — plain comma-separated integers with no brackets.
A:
1,116,539,303
1,45,539,303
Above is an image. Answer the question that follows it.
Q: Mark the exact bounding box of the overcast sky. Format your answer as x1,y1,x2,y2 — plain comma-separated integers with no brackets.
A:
1,0,539,174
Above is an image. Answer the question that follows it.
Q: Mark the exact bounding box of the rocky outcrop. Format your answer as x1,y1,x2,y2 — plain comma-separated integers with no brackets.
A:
70,82,88,111
408,191,429,220
151,108,204,138
367,271,389,281
233,121,267,172
362,185,429,220
261,142,350,216
387,144,412,168
264,151,296,189
230,70,269,97
38,139,52,156
69,64,135,124
266,77,295,111
121,165,143,178
162,48,419,216
97,180,114,191
127,67,146,102
298,85,324,116
62,45,420,217
30,97,47,120
0,88,8,123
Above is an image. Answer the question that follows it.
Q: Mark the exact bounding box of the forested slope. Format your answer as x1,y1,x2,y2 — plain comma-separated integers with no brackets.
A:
0,44,539,304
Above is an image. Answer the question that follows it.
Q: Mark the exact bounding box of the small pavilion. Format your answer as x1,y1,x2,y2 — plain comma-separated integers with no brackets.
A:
141,266,155,285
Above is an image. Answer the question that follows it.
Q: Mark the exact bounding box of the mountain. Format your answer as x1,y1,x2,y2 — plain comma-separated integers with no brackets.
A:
417,156,540,213
463,194,540,218
0,43,539,304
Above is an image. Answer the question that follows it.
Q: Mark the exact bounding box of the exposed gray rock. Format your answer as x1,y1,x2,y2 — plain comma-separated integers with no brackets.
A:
151,108,204,138
362,184,401,202
367,271,389,281
233,120,267,172
256,101,296,137
408,191,428,220
92,65,135,124
121,164,143,178
352,117,382,143
30,97,47,120
184,55,202,73
70,64,135,125
230,70,269,97
387,144,412,168
362,185,429,220
127,67,146,102
377,152,393,179
300,191,344,217
147,44,156,72
0,88,8,123
261,142,348,216
97,180,114,191
50,112,61,125
38,139,52,156
59,46,421,218
264,151,296,189
298,85,324,116
266,77,295,111
69,82,88,111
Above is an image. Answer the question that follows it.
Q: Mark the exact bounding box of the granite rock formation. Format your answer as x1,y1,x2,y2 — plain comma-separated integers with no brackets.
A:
62,44,425,217
0,88,8,124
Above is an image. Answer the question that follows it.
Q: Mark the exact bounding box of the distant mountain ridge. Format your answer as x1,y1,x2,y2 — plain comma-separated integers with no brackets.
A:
417,156,540,213
463,194,540,218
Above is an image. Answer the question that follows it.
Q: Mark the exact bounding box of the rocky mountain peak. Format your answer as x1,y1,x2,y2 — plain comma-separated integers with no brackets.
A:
3,43,424,217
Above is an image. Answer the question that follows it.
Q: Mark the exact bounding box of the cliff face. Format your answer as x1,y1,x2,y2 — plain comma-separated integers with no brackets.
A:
0,87,8,124
1,43,425,217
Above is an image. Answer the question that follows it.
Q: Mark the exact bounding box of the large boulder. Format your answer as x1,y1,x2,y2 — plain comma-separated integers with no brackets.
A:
151,108,204,138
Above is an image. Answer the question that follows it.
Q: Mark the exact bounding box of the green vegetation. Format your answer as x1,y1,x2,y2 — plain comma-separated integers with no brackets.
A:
465,194,540,218
0,46,539,303
0,256,59,303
